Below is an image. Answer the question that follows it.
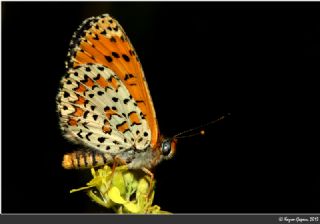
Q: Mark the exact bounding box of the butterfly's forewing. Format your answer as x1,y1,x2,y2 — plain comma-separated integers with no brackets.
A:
65,14,159,148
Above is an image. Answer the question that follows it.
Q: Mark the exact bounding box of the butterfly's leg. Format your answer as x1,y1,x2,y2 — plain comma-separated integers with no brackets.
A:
113,155,128,169
108,155,128,184
100,156,129,196
142,167,155,198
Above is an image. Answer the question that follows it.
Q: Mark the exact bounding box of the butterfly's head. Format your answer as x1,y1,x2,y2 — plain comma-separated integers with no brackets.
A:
160,137,177,160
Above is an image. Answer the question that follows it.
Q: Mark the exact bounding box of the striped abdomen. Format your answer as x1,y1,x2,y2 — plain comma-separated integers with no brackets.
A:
62,151,113,169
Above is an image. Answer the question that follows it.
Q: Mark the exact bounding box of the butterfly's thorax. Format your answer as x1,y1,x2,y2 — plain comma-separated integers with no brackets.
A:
120,145,162,170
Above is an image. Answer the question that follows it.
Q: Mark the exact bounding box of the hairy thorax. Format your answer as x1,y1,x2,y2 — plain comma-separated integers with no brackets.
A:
118,147,162,170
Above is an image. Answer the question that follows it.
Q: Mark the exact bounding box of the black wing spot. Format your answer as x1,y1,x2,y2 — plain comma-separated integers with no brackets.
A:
123,98,130,104
129,49,136,56
143,132,148,137
124,73,134,81
110,37,116,42
105,56,113,62
98,66,105,71
93,74,101,80
93,114,98,120
86,132,93,141
97,91,104,96
112,97,118,102
137,138,143,143
83,110,89,118
98,137,106,143
112,52,120,58
63,92,70,98
77,130,83,139
82,74,90,83
89,93,95,98
93,35,99,40
83,122,89,129
122,54,130,62
85,67,91,72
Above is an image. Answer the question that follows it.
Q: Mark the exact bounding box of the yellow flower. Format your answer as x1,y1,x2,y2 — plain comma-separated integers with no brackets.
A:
70,165,170,214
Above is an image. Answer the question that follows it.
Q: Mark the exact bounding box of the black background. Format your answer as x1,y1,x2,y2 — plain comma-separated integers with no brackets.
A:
2,2,320,213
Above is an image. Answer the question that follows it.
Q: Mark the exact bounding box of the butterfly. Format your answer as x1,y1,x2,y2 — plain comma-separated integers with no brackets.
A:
57,14,177,175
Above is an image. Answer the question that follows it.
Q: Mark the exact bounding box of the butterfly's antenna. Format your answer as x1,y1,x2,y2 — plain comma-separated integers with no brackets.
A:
173,113,230,139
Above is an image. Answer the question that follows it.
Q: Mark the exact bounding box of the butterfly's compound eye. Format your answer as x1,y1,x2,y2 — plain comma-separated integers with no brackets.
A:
162,140,171,156
161,138,177,159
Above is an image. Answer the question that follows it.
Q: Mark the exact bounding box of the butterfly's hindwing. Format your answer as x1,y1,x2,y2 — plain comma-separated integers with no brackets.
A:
57,64,151,155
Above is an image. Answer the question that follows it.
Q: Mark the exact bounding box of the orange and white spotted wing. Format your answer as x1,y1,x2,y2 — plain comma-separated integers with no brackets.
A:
58,63,150,153
66,14,159,148
57,14,164,170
